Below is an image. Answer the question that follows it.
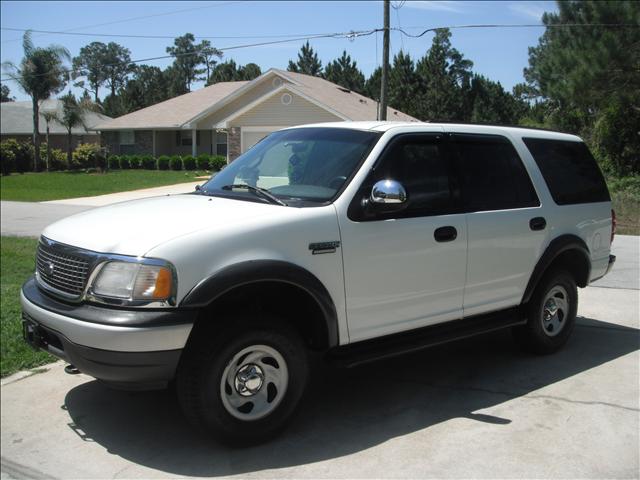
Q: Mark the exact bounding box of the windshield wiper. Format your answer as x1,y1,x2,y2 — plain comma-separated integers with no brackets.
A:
220,184,287,206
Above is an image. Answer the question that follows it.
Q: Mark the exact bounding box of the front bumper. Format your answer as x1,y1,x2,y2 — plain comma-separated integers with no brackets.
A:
21,276,196,388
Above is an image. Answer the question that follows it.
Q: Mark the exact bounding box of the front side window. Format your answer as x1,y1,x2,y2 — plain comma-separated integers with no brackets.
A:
200,127,381,206
119,130,135,145
450,133,539,211
348,134,458,221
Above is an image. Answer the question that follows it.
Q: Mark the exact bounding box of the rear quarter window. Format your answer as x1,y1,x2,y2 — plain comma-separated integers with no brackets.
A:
523,138,610,205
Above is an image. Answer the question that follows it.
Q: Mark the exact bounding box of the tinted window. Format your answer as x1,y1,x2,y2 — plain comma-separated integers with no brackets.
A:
451,134,539,211
523,138,610,205
351,135,457,220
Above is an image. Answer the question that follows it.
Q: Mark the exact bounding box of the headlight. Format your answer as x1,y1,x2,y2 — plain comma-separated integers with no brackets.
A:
90,260,176,306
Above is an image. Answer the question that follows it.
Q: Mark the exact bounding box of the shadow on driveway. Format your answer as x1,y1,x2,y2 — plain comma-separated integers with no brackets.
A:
63,317,639,477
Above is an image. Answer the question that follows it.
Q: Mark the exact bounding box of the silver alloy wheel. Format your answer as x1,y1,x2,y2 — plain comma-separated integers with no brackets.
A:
220,344,289,421
541,285,569,337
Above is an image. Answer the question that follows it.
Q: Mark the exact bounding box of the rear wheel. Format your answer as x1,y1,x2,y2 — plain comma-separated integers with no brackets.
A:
177,322,308,445
514,269,578,354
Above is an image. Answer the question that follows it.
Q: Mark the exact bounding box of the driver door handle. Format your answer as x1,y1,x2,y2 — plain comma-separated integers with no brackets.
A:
434,226,457,243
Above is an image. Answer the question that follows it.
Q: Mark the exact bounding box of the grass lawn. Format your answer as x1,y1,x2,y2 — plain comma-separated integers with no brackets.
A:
1,236,53,377
0,170,207,202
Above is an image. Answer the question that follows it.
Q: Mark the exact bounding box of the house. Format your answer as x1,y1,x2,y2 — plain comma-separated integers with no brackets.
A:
0,99,111,150
94,69,417,162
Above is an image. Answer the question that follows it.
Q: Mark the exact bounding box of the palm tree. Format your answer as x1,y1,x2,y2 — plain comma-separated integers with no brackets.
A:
2,31,69,171
40,109,58,171
57,92,100,165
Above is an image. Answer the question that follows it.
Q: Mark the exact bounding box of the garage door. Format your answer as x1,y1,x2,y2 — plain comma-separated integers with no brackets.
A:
242,130,275,153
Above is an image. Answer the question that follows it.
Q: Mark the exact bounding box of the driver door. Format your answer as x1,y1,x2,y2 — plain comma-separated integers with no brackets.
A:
339,133,468,343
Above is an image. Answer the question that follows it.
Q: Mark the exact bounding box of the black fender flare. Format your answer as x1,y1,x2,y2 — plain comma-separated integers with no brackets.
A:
522,234,591,304
180,260,339,348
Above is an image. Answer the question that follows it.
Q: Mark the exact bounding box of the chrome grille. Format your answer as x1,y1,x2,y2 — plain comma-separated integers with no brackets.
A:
36,240,91,297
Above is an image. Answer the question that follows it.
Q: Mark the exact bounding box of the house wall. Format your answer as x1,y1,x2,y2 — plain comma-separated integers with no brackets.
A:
104,130,220,156
229,91,341,128
2,134,100,152
196,76,292,129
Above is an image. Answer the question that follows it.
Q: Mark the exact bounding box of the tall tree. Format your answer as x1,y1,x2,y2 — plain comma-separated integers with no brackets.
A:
524,0,640,173
72,42,107,102
388,51,421,118
287,41,323,76
207,61,262,84
167,33,204,92
102,42,134,98
40,109,58,171
1,84,15,102
239,63,262,81
198,40,223,83
416,29,473,121
324,51,365,93
468,75,527,125
2,31,69,171
119,65,170,113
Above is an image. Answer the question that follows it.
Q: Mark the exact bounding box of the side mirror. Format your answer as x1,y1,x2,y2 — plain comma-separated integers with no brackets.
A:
370,179,407,205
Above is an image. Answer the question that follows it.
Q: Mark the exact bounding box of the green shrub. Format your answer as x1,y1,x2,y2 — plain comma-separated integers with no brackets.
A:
210,155,227,171
128,155,142,169
72,143,103,170
119,156,130,169
47,149,68,171
170,155,182,171
0,140,17,175
157,155,170,170
196,154,210,170
182,155,196,170
108,155,120,170
141,154,156,170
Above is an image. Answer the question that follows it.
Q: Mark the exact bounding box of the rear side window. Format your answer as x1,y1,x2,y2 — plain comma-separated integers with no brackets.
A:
523,138,610,205
451,134,540,211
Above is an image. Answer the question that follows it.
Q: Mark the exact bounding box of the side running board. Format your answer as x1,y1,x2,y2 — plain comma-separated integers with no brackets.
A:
328,307,526,368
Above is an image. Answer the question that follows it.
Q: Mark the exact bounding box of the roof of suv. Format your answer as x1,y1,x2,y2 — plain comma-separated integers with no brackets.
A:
291,121,582,142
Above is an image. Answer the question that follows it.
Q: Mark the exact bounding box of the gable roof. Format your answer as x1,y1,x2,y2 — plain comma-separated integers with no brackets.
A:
94,69,417,131
1,99,112,135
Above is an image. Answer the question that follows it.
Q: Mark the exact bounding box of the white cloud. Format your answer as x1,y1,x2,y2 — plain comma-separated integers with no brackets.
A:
402,1,467,13
508,2,550,21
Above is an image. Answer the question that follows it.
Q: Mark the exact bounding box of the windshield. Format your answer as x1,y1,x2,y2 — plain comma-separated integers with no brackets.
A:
200,127,381,206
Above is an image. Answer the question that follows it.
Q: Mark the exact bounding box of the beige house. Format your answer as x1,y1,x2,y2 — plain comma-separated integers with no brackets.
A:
94,69,417,162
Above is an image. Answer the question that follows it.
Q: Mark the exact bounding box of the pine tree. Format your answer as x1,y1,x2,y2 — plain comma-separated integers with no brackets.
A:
287,41,323,76
324,51,365,93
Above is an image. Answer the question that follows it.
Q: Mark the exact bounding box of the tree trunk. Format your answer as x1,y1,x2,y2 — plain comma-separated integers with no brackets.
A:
67,128,73,166
94,85,99,103
32,97,41,172
45,125,50,172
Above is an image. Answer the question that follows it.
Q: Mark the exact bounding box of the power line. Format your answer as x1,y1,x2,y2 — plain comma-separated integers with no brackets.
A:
397,23,640,38
0,27,347,41
0,29,381,83
1,2,243,44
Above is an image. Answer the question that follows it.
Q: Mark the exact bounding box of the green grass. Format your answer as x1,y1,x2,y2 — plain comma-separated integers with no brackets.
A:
0,170,206,202
1,236,53,377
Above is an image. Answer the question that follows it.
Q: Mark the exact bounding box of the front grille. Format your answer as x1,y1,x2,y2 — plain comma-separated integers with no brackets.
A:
36,240,91,297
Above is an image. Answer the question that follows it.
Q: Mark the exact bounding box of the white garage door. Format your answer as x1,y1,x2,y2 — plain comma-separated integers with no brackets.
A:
241,129,275,153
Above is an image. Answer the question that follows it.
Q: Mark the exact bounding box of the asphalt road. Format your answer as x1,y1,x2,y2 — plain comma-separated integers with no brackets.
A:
1,236,638,478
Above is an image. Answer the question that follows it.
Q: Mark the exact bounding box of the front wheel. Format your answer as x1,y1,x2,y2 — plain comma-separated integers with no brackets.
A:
177,324,309,445
514,269,578,354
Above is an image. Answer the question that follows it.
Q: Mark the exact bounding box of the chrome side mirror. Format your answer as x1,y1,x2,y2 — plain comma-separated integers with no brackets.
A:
371,180,407,204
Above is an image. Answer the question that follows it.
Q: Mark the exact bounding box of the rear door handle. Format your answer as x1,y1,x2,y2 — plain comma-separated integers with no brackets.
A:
530,217,546,231
434,226,457,243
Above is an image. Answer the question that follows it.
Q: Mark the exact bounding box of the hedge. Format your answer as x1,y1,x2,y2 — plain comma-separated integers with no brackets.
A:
108,155,120,170
157,155,170,170
141,154,156,170
182,155,196,170
170,155,182,171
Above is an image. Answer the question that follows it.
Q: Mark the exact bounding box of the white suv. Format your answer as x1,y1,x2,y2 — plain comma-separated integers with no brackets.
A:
21,122,616,444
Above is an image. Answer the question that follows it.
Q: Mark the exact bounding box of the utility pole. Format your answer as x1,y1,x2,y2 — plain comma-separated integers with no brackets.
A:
379,0,390,121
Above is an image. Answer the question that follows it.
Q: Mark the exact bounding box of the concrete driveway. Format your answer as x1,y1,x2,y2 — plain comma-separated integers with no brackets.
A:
1,235,638,478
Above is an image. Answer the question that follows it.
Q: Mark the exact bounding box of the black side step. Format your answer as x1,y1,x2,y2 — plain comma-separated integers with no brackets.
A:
328,308,526,368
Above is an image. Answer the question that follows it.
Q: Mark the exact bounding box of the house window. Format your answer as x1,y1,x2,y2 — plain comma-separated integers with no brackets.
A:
176,130,200,146
216,132,228,156
120,130,135,145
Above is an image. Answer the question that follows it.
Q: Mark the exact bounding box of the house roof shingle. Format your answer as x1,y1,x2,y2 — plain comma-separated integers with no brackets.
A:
0,99,112,135
93,69,417,131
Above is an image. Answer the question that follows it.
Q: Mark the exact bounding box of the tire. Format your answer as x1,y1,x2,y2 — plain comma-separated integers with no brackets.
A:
514,269,578,354
176,321,308,446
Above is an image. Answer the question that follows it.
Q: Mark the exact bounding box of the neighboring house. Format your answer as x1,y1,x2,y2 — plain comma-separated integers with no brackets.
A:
94,69,417,162
0,99,111,151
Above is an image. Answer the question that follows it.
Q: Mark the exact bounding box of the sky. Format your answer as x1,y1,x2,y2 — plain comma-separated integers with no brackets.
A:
0,0,559,102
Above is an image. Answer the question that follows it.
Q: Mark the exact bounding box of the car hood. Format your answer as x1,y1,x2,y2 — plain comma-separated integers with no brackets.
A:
42,194,287,257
